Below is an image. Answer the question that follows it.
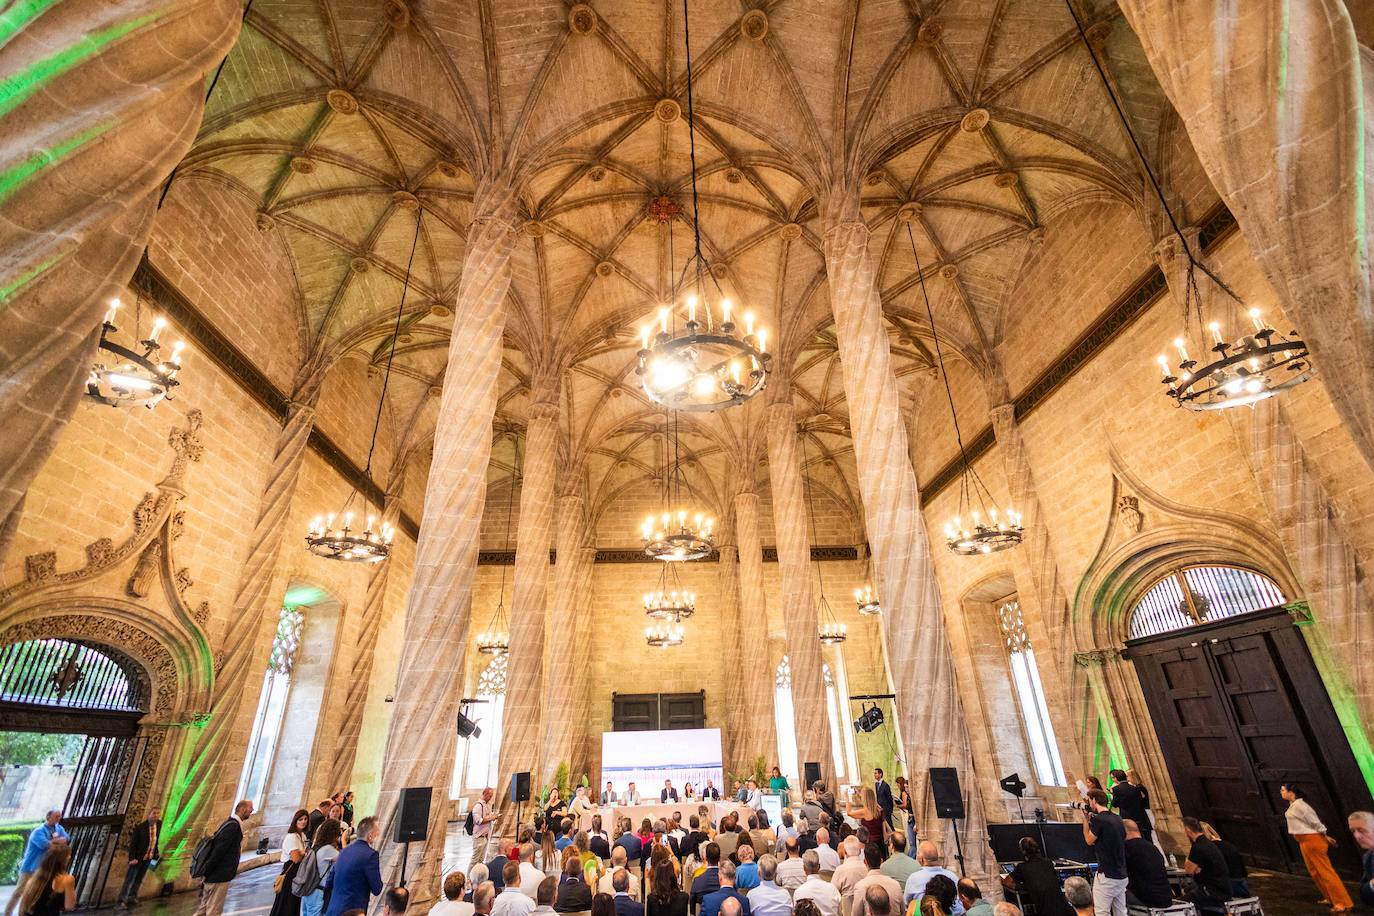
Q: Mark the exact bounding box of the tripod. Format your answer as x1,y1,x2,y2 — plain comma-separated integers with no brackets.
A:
948,818,966,876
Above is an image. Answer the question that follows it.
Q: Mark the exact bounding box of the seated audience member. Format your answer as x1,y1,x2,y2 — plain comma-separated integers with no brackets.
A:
793,853,841,916
861,886,893,916
474,883,497,916
383,887,409,916
468,866,490,900
616,821,644,864
555,859,594,913
700,862,751,916
715,823,740,863
914,875,956,916
493,862,536,916
735,846,760,891
851,843,903,916
881,836,918,886
901,843,960,913
954,881,990,916
1061,877,1092,916
832,837,868,913
690,843,723,911
1348,810,1374,907
746,856,792,916
571,788,595,820
644,855,689,916
775,839,806,891
777,813,798,844
1000,838,1069,916
434,873,476,916
592,892,615,916
990,907,1019,916
1181,817,1232,911
556,820,577,852
532,878,558,916
1121,819,1172,909
685,817,710,861
518,845,546,900
590,817,612,861
813,829,840,873
795,820,818,857
488,853,511,892
599,851,641,901
611,869,644,916
1201,822,1249,898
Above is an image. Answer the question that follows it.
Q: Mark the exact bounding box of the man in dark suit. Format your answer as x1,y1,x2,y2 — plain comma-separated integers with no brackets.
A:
690,843,723,912
614,818,643,864
120,807,161,907
324,816,383,916
699,862,750,916
307,799,332,841
611,869,643,916
661,780,679,803
873,770,894,827
1108,770,1152,843
193,799,252,916
554,860,593,913
701,781,721,801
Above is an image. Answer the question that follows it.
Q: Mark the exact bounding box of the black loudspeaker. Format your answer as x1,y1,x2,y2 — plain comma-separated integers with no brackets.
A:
803,761,822,789
394,786,431,843
929,767,966,820
511,771,531,803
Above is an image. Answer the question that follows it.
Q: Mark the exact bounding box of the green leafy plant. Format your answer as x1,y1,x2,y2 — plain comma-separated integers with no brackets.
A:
579,773,589,789
0,824,38,884
751,755,768,787
554,761,570,802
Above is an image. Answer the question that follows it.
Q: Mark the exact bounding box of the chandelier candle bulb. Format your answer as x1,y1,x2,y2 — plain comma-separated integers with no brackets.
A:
757,328,767,354
104,299,120,325
148,317,166,344
1250,308,1265,332
641,326,651,350
1209,322,1223,345
721,298,732,325
744,312,754,335
1174,338,1188,362
687,294,697,323
660,307,669,334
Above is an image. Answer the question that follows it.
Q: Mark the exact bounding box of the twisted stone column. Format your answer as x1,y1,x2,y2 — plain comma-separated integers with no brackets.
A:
371,187,520,908
0,0,241,563
325,486,403,794
541,492,586,780
733,492,777,774
494,399,558,836
160,392,317,873
986,403,1084,776
569,546,598,781
821,211,992,879
716,540,744,770
765,401,835,788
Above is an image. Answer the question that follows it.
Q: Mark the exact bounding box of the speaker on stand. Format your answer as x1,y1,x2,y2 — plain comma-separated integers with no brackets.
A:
393,786,432,886
929,767,966,875
511,771,531,846
803,762,822,791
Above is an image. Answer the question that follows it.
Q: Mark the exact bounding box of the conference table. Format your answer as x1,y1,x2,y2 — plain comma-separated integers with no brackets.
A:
567,800,754,831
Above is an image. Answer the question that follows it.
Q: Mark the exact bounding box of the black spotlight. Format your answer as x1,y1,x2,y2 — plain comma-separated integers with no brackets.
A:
999,772,1027,798
853,703,885,733
457,711,482,740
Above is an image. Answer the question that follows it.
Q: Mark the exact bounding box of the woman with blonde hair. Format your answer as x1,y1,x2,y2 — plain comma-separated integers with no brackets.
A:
20,846,75,916
846,785,887,845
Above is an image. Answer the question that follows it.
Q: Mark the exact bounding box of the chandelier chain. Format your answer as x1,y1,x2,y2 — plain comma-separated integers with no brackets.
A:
362,211,421,482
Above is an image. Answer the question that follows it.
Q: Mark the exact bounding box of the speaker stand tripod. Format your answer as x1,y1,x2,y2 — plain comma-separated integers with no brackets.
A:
948,818,966,876
398,840,411,888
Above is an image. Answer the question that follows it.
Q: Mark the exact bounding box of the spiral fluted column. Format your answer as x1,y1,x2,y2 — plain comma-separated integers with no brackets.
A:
542,492,586,778
716,539,744,770
371,184,520,909
570,545,598,781
494,398,558,834
0,0,241,562
821,208,991,879
733,492,777,774
765,401,835,788
160,391,317,873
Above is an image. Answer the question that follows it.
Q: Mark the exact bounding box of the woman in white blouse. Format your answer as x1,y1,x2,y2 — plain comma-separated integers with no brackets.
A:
269,809,310,916
1281,783,1353,912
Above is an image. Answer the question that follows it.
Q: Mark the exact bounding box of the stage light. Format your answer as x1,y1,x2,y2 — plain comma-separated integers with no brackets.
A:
853,703,884,733
457,708,483,740
999,772,1027,798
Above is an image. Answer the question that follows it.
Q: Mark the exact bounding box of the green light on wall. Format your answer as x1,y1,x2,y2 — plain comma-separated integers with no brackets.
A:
283,585,328,608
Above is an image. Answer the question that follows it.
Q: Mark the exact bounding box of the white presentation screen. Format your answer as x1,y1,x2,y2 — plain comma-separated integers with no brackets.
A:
601,728,723,795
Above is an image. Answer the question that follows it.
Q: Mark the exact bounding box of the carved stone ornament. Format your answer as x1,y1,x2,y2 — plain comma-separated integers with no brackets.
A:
437,160,461,178
1073,648,1120,668
588,166,607,182
916,18,943,45
290,156,316,174
724,167,744,184
568,3,596,34
392,190,420,210
133,492,158,532
127,541,163,598
385,0,410,29
655,98,681,123
779,223,802,241
865,170,885,187
350,256,371,273
326,89,358,114
1026,225,1046,244
939,263,959,280
740,10,768,41
596,261,615,278
174,568,195,595
1117,495,1143,534
25,552,56,583
522,219,547,237
429,302,452,318
994,170,1019,188
255,212,276,232
960,107,990,132
170,510,186,540
897,203,923,223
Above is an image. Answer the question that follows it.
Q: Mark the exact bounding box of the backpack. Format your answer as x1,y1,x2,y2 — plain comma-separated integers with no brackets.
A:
190,818,232,880
292,847,333,897
463,809,475,836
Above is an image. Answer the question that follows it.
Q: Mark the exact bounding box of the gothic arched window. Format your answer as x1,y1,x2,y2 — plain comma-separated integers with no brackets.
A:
773,656,855,784
453,654,507,796
1128,566,1285,639
237,605,305,807
998,599,1065,787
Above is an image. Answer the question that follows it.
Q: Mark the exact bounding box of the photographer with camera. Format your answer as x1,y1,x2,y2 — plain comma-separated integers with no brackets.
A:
1081,791,1127,916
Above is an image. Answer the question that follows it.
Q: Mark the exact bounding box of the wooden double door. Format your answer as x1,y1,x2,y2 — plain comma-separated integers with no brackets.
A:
1126,607,1371,875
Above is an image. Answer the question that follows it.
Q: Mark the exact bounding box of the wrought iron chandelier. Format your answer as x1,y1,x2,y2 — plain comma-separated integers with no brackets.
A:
645,620,686,649
800,426,847,645
634,0,771,412
854,584,880,616
86,296,186,409
904,222,1023,556
642,412,714,561
643,561,696,621
305,213,421,563
1062,0,1312,411
476,430,519,656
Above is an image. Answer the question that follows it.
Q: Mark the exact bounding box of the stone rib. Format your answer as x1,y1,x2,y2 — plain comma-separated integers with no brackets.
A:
765,401,835,788
822,216,992,879
0,0,242,563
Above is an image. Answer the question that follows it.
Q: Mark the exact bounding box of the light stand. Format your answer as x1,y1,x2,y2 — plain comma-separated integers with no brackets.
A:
949,817,966,876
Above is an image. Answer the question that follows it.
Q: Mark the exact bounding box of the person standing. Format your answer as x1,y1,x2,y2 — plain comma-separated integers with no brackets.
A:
471,788,499,870
872,772,893,829
323,816,382,916
193,799,253,916
269,809,311,916
1107,771,1150,844
119,807,161,908
298,819,343,916
1348,811,1374,907
340,791,354,828
1081,791,1127,916
1120,820,1171,909
4,809,69,916
308,800,332,842
768,769,789,797
19,846,75,916
1281,783,1352,912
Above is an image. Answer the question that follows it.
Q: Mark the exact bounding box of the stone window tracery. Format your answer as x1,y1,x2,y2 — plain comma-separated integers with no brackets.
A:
1128,566,1285,639
998,599,1066,788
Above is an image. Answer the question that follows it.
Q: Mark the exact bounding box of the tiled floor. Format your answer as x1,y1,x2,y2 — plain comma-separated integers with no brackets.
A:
74,825,1361,916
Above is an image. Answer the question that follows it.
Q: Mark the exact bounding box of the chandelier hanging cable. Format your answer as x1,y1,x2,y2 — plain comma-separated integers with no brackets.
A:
642,408,715,560
906,223,1023,555
304,215,421,562
634,0,772,411
800,427,846,645
1062,1,1311,410
477,432,520,654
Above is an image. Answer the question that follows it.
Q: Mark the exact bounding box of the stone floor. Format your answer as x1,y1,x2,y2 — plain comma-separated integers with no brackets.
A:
73,825,1359,916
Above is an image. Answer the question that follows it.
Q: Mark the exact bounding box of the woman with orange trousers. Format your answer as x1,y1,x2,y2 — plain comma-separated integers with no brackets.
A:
1281,783,1353,912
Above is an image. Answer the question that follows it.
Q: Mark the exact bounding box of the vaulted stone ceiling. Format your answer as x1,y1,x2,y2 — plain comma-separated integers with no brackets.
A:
177,0,1172,539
